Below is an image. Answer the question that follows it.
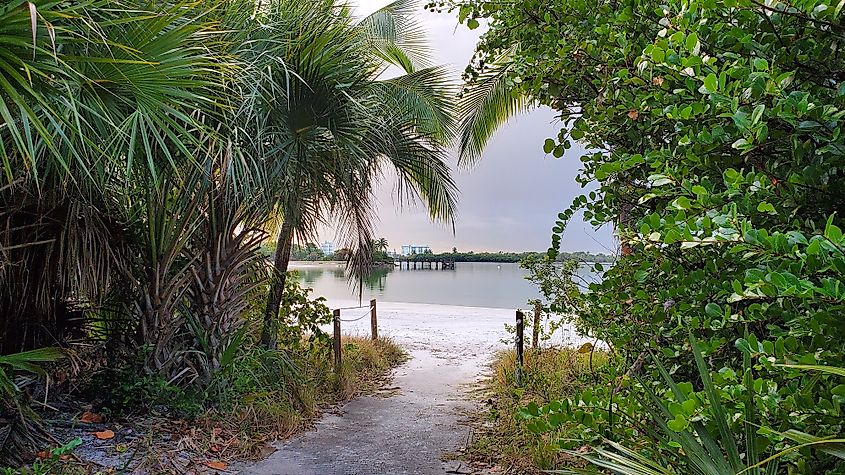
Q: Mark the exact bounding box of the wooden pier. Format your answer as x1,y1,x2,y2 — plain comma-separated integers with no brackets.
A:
394,258,456,270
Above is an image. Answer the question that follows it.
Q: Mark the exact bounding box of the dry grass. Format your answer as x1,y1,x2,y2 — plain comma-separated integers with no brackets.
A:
334,336,408,400
179,336,407,464
465,347,607,475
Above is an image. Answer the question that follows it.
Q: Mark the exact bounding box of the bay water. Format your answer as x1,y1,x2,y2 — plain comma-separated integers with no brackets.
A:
290,261,600,310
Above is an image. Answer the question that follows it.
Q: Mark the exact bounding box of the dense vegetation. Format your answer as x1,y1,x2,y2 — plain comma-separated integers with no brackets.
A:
0,0,451,467
467,348,607,473
436,0,845,473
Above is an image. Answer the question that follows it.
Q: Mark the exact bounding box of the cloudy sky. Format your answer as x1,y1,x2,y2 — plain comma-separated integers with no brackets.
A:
320,1,616,254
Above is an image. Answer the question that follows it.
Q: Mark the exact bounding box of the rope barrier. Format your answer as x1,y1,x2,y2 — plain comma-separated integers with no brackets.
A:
337,305,374,322
334,304,370,311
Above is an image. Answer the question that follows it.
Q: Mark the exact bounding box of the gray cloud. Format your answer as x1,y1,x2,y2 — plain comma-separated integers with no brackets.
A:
319,2,616,254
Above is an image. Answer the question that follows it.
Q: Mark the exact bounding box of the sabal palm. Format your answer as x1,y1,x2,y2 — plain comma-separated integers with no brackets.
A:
0,0,241,462
0,0,226,354
245,0,459,347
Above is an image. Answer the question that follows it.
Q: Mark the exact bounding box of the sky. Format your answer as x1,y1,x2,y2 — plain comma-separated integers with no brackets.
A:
318,1,616,254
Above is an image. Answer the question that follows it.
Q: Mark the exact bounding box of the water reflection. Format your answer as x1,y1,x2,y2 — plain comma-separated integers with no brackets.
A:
293,263,395,294
288,261,550,309
363,266,391,292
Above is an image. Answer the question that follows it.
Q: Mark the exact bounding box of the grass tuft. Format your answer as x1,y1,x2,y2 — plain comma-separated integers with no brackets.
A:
465,347,607,474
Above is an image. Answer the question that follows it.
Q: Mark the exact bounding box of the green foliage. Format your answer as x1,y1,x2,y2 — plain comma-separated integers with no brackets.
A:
0,349,64,466
94,278,332,419
468,348,607,473
1,438,83,475
274,273,334,352
292,243,327,261
520,255,582,315
547,342,845,475
439,0,845,472
91,356,205,419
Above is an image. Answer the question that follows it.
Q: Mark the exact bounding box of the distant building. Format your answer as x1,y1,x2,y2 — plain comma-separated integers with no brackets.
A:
401,244,431,256
320,241,335,255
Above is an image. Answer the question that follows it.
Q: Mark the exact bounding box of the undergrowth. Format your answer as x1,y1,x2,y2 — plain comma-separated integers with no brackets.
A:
197,335,407,460
3,336,406,474
466,347,607,474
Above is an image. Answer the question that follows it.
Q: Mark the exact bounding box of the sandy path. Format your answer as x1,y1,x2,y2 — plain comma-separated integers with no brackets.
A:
238,302,518,475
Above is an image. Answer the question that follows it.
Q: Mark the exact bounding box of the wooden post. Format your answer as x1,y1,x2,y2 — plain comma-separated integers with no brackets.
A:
333,309,341,373
515,310,524,387
532,301,542,350
370,299,378,341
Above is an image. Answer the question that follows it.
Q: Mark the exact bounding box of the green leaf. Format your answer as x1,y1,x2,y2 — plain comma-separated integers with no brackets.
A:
690,332,744,470
751,104,765,125
458,5,471,23
673,196,692,209
703,73,718,93
685,32,698,52
735,338,753,354
668,416,689,431
651,46,665,63
757,202,776,214
705,302,721,317
467,18,479,30
825,222,843,243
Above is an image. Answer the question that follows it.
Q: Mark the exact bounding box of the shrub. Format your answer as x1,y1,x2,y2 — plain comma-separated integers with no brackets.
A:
442,0,845,471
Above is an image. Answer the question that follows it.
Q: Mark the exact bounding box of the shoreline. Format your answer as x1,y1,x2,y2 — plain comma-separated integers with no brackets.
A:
321,298,530,313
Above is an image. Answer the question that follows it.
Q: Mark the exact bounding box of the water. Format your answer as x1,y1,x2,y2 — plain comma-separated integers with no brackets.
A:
290,261,599,309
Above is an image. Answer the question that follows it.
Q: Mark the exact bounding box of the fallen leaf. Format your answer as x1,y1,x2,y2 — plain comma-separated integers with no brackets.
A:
209,445,221,453
206,461,228,471
94,429,115,440
652,76,665,86
80,411,103,423
627,109,639,120
36,451,50,460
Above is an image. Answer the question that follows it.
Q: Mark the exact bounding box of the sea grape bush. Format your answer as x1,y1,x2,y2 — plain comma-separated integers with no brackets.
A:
436,0,845,471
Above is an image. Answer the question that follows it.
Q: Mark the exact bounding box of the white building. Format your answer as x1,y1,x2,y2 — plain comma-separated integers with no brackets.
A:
400,244,431,256
320,241,335,255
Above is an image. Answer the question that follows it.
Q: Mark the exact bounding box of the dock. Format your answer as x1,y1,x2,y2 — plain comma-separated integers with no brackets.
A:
394,258,456,270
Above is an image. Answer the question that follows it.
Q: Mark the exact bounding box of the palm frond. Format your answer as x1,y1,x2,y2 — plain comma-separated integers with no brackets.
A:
358,0,431,73
375,66,458,144
457,55,528,166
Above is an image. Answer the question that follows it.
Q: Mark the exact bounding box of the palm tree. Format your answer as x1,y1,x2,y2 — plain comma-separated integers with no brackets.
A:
376,238,389,252
0,0,226,354
252,0,459,348
0,0,241,461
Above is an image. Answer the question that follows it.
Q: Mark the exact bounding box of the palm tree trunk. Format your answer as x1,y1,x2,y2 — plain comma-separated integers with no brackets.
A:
261,220,294,349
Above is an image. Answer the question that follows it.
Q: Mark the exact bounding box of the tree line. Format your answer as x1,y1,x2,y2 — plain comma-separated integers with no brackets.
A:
283,244,614,263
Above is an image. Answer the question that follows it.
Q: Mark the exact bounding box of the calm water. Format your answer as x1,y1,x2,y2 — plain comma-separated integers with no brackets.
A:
291,261,599,309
